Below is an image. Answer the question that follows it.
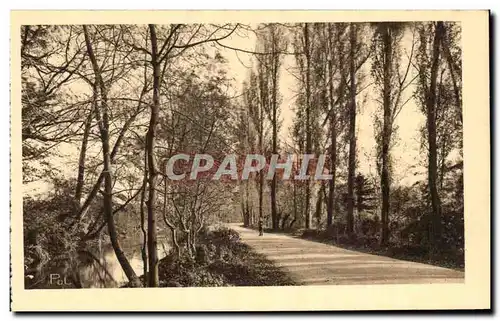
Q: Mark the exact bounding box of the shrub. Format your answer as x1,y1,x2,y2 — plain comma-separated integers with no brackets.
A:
157,226,295,287
202,227,240,245
158,250,226,287
301,229,322,239
23,194,79,267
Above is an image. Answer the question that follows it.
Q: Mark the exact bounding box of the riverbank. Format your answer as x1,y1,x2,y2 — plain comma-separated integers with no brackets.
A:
154,227,296,287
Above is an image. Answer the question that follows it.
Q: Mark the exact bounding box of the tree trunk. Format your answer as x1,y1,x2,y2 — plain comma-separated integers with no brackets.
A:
140,149,149,286
258,170,264,224
441,24,462,125
346,23,357,237
380,25,392,246
427,22,444,249
271,43,279,230
304,23,312,229
146,24,160,287
292,180,298,229
326,25,339,227
74,96,94,205
242,200,249,227
258,138,263,226
83,25,140,287
245,180,251,227
162,163,181,258
281,214,289,230
315,183,325,228
258,72,265,225
244,107,252,227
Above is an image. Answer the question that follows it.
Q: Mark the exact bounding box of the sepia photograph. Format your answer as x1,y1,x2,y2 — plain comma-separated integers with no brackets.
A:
10,10,490,311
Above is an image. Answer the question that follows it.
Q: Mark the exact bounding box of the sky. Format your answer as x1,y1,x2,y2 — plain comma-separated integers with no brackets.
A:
217,25,427,186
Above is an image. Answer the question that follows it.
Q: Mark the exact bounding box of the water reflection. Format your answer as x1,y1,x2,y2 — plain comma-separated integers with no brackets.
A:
25,236,170,289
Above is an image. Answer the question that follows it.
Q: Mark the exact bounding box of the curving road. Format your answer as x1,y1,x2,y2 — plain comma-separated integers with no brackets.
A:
229,224,464,285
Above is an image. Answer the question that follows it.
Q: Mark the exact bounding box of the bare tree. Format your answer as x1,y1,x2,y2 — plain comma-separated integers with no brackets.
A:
325,23,348,227
83,25,141,287
256,24,286,230
371,22,415,245
346,23,358,237
416,22,445,249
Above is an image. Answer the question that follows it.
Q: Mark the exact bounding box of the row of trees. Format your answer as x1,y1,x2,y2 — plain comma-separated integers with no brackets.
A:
238,21,462,252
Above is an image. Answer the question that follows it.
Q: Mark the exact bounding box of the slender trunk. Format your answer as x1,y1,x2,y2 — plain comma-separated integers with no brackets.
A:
304,23,312,229
258,83,264,224
241,200,247,226
326,26,338,227
139,149,149,286
427,22,444,249
346,23,357,237
83,25,140,287
271,72,278,231
269,27,280,231
380,25,392,246
243,107,251,227
146,24,160,287
163,163,181,257
381,147,390,245
245,180,250,227
326,127,336,227
437,74,447,192
315,183,324,228
186,232,193,257
439,138,447,191
445,49,462,124
74,97,94,205
442,25,462,124
292,180,298,229
281,214,289,230
258,171,264,223
188,181,201,257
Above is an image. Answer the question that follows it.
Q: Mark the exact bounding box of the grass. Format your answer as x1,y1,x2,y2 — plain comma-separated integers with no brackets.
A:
208,241,297,286
299,229,464,271
246,224,464,271
156,227,297,287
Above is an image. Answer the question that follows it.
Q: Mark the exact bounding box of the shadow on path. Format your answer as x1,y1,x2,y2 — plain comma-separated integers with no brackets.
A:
229,224,465,285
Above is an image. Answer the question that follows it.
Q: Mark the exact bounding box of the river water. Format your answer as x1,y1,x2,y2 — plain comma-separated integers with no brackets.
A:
25,235,170,289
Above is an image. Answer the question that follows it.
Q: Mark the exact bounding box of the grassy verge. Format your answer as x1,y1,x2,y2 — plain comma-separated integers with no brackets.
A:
157,227,297,287
299,229,464,271
245,225,463,271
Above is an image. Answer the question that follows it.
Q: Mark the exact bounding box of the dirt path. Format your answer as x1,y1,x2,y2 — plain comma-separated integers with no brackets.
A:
229,224,464,285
